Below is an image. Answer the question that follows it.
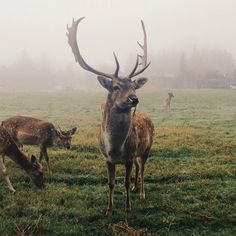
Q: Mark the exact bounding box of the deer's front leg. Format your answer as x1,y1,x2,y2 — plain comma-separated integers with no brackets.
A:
132,159,139,192
40,146,51,173
0,156,16,193
2,155,5,164
39,146,44,163
125,161,133,212
106,161,116,216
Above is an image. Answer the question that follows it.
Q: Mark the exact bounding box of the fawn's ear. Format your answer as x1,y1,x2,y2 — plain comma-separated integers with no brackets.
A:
70,127,77,135
31,155,38,167
97,76,112,91
133,77,148,89
54,129,61,136
31,155,43,171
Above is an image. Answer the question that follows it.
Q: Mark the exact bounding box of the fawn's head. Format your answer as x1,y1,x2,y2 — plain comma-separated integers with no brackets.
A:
53,127,77,149
29,155,44,188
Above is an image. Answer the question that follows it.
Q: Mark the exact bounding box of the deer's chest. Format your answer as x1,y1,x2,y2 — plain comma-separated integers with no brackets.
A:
100,129,135,164
99,110,135,164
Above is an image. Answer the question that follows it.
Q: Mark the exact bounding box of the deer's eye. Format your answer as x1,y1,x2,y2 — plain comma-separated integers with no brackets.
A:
113,86,120,91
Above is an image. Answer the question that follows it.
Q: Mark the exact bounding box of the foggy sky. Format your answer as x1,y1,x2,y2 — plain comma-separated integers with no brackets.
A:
0,0,236,74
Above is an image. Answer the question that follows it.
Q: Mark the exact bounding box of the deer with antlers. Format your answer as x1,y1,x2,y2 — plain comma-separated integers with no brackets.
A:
0,126,44,192
67,17,154,215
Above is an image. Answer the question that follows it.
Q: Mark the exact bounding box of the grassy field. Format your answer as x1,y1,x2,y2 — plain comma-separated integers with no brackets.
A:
0,89,236,235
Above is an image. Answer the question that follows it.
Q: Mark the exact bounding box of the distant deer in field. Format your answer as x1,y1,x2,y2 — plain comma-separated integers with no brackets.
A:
163,92,174,111
0,126,44,192
1,116,77,173
67,17,154,215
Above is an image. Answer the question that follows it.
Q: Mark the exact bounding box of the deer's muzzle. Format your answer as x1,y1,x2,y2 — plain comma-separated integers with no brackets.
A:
128,96,139,106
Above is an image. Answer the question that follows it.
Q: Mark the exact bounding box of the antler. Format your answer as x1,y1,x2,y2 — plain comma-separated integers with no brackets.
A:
129,20,151,78
138,20,147,68
67,17,120,79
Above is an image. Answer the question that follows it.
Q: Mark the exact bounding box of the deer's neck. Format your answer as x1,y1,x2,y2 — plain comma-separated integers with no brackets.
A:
101,98,132,158
5,144,31,172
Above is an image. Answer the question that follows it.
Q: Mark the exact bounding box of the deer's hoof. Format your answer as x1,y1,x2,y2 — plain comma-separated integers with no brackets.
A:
140,192,145,200
125,206,131,213
131,186,137,192
106,209,113,217
9,188,16,194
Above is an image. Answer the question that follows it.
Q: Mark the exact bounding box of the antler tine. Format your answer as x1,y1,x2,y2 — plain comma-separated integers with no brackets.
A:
131,61,151,78
113,52,120,77
138,20,147,68
128,20,151,78
67,17,116,80
129,55,139,78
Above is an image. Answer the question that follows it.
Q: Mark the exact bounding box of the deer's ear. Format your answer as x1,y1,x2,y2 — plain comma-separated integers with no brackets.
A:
70,127,77,136
133,77,148,89
31,155,38,167
60,130,67,135
54,129,61,136
97,76,112,91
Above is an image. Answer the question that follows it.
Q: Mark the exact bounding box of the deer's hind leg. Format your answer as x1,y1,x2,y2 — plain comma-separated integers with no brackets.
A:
139,151,150,200
0,156,16,193
2,154,5,164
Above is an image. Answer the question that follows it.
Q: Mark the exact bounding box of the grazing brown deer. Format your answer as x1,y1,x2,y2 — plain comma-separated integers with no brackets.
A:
163,92,174,111
67,17,154,215
0,126,44,192
1,116,77,173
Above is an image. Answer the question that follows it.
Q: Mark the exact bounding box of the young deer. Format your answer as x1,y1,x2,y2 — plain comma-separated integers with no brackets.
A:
67,17,154,215
163,92,174,111
1,116,77,173
0,126,44,192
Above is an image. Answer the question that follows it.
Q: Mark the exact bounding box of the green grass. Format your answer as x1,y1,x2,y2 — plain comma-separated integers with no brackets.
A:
0,89,236,235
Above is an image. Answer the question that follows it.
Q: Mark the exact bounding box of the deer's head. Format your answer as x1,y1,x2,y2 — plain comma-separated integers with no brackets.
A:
67,18,150,111
29,155,44,188
98,76,148,110
53,127,77,149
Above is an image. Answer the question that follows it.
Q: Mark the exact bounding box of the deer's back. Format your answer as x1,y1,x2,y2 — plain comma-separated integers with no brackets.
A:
1,116,55,146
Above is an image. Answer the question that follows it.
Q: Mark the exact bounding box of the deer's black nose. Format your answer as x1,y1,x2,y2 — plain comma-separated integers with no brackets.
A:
128,96,139,105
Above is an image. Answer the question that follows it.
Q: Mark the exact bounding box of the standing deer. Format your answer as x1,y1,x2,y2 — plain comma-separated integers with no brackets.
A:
0,126,44,192
1,116,77,173
67,17,154,215
163,92,174,111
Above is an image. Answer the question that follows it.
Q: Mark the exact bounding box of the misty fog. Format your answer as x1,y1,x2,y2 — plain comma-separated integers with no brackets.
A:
0,0,236,91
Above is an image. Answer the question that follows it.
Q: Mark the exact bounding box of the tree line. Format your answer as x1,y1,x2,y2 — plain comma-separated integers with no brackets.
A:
0,49,235,91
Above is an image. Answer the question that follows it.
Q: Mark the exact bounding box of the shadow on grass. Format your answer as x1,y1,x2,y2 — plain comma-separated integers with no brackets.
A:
15,172,236,188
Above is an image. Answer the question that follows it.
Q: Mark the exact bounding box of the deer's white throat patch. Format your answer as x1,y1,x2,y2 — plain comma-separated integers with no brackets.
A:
103,130,126,164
